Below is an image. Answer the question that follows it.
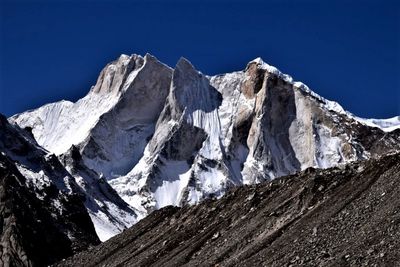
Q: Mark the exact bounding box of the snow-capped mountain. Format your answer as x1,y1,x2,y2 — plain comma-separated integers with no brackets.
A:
10,53,400,241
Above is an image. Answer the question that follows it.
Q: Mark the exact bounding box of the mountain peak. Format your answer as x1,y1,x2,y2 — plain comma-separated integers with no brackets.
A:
144,53,160,64
247,56,293,83
175,56,198,73
249,56,264,65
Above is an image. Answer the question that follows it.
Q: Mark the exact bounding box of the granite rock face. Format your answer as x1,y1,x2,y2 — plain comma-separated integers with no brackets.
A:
10,54,400,240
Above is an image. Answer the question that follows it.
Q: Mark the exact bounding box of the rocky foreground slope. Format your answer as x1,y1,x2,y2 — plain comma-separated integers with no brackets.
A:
57,152,400,267
10,54,400,240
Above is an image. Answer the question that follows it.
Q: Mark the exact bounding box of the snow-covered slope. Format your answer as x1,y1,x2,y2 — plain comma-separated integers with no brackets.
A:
2,112,138,241
354,116,400,132
10,54,400,240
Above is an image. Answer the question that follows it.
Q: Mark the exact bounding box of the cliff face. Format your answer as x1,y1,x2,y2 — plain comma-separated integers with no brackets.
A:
57,152,400,267
10,54,400,240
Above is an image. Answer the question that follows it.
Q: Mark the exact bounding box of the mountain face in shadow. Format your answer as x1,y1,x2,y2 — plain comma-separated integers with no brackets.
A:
0,115,100,266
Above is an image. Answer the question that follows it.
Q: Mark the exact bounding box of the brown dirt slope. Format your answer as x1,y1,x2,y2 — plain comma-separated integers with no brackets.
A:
57,152,400,267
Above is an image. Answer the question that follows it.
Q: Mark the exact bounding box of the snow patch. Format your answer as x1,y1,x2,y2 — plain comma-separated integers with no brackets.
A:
314,124,344,168
153,160,192,209
354,116,400,132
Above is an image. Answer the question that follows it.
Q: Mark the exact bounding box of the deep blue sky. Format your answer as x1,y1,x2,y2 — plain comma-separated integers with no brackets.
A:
0,0,399,118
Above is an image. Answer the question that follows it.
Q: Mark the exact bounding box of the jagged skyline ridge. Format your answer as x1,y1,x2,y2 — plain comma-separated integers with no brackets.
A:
1,1,399,118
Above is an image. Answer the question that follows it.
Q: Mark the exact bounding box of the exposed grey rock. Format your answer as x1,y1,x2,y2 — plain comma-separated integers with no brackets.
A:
9,54,400,240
